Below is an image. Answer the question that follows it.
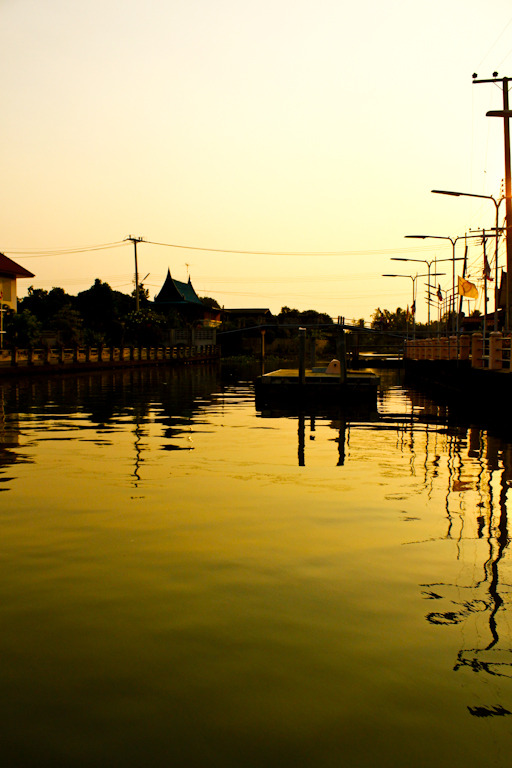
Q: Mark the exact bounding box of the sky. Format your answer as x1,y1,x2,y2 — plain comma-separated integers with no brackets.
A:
2,0,512,323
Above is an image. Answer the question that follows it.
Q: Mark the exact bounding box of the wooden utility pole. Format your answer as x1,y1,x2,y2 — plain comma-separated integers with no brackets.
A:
125,236,144,311
473,74,512,328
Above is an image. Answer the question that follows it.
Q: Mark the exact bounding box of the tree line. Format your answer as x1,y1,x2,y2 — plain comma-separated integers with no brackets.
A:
3,280,181,348
3,281,336,349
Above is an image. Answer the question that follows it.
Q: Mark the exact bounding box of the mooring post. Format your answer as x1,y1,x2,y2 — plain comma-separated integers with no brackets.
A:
298,327,306,385
309,329,316,368
352,332,360,366
336,327,347,384
260,328,266,375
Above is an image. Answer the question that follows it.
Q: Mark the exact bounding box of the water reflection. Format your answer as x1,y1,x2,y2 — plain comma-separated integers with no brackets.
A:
256,373,512,717
295,413,348,467
417,425,512,713
2,365,512,763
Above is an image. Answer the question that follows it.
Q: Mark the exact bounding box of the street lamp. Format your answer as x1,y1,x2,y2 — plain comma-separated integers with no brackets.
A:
432,189,505,330
382,272,429,338
391,255,453,325
402,237,466,329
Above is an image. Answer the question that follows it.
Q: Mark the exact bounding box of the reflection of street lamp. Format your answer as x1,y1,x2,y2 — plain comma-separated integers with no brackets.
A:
382,272,427,338
391,255,452,324
432,189,504,330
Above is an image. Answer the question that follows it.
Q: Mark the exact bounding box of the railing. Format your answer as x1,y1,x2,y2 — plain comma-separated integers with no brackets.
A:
404,333,512,371
0,344,220,371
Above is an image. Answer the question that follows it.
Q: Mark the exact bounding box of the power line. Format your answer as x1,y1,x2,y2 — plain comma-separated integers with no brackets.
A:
5,242,126,257
5,237,456,260
143,239,452,257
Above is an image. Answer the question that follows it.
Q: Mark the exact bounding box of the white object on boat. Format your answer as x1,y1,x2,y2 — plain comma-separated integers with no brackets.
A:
325,359,341,374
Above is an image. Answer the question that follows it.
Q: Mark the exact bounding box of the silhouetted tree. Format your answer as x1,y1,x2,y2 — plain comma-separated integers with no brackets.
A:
3,309,42,347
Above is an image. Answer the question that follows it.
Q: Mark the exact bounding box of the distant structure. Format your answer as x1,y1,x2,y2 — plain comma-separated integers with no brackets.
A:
0,252,35,311
154,269,221,327
222,308,272,328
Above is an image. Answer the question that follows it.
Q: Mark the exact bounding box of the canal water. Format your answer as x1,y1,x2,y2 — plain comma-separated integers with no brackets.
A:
1,364,512,767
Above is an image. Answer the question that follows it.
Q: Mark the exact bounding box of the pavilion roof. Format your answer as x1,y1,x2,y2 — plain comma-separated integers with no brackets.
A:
155,269,204,306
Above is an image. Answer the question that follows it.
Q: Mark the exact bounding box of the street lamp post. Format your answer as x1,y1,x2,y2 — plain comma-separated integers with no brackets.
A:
403,235,483,331
391,256,452,325
382,273,427,339
432,189,504,330
403,237,465,330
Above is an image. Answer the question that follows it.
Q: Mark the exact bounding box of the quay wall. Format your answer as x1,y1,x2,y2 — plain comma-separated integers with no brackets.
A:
0,344,220,377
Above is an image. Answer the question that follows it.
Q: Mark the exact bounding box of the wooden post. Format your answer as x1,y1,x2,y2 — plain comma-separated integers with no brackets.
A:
336,327,347,384
298,327,306,385
260,329,266,375
309,330,316,369
352,332,359,366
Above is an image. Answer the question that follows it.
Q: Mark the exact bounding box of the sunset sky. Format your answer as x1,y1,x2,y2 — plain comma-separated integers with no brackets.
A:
2,0,512,322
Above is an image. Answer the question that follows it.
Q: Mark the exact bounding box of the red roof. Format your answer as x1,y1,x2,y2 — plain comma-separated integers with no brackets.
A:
0,252,34,278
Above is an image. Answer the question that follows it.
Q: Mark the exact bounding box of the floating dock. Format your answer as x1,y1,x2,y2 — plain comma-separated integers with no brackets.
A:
255,366,379,407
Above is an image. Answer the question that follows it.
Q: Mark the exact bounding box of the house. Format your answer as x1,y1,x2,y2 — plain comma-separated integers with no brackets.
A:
154,269,221,327
0,252,35,311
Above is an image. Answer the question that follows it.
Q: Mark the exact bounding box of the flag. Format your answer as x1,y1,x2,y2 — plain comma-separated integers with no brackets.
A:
483,253,493,281
458,276,478,299
411,301,415,315
437,284,443,301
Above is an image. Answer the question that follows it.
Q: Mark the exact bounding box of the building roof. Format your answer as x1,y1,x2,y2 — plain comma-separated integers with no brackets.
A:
0,252,34,278
154,269,204,306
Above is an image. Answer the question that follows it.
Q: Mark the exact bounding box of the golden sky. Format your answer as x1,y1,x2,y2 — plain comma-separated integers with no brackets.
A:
1,0,512,322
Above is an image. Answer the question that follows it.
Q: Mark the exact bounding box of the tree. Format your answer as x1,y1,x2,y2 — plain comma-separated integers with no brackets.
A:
132,283,150,306
124,308,168,346
200,296,220,309
3,309,42,347
50,305,84,345
371,307,409,332
76,279,127,345
19,286,72,325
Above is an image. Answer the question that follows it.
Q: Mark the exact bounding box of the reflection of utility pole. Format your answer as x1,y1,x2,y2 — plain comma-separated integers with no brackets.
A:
298,412,305,466
125,235,144,311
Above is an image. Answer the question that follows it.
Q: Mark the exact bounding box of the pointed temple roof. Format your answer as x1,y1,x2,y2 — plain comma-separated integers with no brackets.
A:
0,252,34,278
154,270,204,306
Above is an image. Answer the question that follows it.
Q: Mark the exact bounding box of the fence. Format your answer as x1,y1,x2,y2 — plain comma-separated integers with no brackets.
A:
0,344,220,372
404,333,512,371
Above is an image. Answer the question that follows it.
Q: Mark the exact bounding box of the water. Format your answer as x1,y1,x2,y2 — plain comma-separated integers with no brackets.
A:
1,365,512,767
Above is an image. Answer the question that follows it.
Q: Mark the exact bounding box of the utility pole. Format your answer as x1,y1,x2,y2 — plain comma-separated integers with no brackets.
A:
125,236,144,311
473,74,512,328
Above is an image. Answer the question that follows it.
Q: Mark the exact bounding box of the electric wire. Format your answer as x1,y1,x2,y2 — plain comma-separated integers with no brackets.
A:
476,15,512,70
5,242,126,257
5,239,454,261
